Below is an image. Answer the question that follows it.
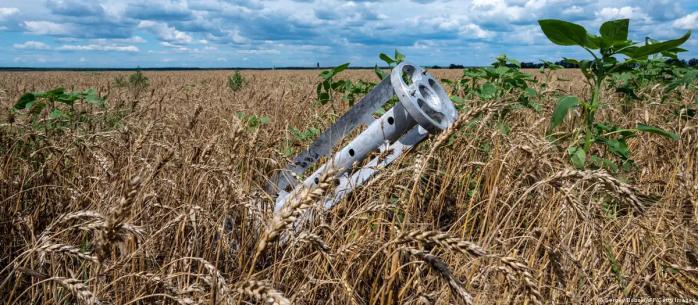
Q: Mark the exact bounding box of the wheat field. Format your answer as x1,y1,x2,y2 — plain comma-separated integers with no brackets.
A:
0,69,696,304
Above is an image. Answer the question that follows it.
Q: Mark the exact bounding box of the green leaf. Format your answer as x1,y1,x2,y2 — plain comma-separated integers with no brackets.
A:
43,87,65,100
600,19,629,42
584,34,602,49
450,96,466,111
605,138,630,158
332,79,348,91
259,116,270,125
629,32,691,58
524,88,537,98
550,96,579,129
450,96,466,104
477,82,497,100
538,19,588,46
568,146,586,169
319,70,333,80
374,65,387,80
636,124,679,141
318,92,330,104
56,93,81,106
379,53,393,65
49,108,65,120
332,63,350,74
394,49,405,64
14,93,37,110
83,89,105,108
316,82,323,96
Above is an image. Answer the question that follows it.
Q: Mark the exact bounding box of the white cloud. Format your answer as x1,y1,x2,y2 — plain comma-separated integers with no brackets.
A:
59,36,147,44
596,7,651,22
114,36,146,43
673,12,698,30
4,0,698,67
13,41,51,50
562,5,584,16
138,20,193,44
58,44,139,52
505,25,543,45
160,41,186,48
205,29,249,44
23,21,72,35
412,40,439,49
459,23,495,39
645,0,683,21
0,7,19,18
471,0,527,22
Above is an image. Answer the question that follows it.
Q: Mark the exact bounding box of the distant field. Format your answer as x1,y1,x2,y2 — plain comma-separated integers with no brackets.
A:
0,68,696,304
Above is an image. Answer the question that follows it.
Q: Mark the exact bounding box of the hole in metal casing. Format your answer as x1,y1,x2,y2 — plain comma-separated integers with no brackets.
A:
417,98,445,124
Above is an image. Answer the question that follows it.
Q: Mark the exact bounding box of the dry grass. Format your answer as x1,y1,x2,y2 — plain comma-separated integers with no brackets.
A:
0,69,696,304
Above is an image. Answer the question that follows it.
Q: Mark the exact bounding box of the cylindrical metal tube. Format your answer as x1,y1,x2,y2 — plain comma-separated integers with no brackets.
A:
330,102,415,170
274,102,417,211
306,102,415,183
273,62,457,212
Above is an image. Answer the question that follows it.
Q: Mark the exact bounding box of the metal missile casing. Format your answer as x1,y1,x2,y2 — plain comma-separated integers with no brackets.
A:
271,62,457,211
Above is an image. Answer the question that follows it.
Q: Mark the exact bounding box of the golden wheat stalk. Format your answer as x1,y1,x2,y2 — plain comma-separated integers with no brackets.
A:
36,242,98,264
295,232,330,253
48,277,101,305
95,175,142,261
431,101,502,151
409,101,503,203
397,230,487,257
189,257,229,299
400,246,473,305
254,167,337,257
536,168,656,213
499,256,543,305
236,280,291,305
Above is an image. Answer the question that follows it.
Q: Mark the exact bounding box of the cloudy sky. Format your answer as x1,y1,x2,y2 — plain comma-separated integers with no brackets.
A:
1,0,697,68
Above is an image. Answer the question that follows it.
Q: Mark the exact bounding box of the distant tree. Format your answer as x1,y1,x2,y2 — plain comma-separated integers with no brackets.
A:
556,60,579,68
449,64,464,69
665,58,687,67
689,58,698,67
521,62,544,68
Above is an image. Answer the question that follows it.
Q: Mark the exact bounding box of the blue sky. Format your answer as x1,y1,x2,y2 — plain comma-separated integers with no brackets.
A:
1,0,697,68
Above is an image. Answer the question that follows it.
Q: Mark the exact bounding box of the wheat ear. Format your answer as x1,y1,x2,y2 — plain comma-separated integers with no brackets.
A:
397,230,487,257
254,168,337,257
236,280,291,305
49,277,101,305
400,246,473,305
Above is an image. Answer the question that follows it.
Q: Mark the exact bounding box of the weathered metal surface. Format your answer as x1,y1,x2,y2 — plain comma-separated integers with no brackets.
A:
272,62,457,212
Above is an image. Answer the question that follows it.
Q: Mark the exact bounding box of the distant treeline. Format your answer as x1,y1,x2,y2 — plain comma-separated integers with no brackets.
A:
2,59,697,71
437,58,698,70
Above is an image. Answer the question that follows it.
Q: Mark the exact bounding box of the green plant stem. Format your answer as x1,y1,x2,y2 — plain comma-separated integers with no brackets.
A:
583,78,603,152
601,129,636,137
